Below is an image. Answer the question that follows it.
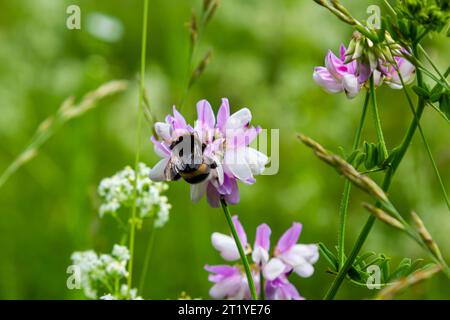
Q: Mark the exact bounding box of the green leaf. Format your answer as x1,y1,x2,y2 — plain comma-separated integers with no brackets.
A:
390,264,411,280
318,242,338,272
345,149,357,163
348,266,363,281
383,146,399,168
429,82,444,102
338,146,347,159
412,85,430,99
380,258,391,283
439,93,450,119
388,258,424,281
376,143,386,164
429,92,442,103
364,142,376,169
377,21,386,42
398,18,409,38
354,252,376,268
354,152,366,169
409,259,424,272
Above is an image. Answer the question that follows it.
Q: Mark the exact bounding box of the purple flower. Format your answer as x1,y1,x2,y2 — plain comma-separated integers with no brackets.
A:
205,216,318,300
252,223,271,265
211,215,249,261
314,44,416,98
204,265,259,300
269,222,319,279
265,275,304,300
148,99,268,207
381,56,416,89
313,44,368,99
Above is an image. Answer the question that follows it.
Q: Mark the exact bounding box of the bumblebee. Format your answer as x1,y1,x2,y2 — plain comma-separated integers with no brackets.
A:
164,132,217,184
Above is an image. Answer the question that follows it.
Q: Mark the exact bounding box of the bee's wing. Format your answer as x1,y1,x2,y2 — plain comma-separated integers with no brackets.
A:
164,156,182,181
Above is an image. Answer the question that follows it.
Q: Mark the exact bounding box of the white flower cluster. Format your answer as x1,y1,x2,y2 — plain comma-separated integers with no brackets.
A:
100,285,143,300
71,244,142,300
98,162,171,228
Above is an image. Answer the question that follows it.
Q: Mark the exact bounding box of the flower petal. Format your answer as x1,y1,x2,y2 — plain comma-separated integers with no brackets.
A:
265,277,304,300
172,105,187,129
254,223,271,251
205,264,239,282
313,67,343,93
151,136,171,157
148,158,169,181
225,108,252,130
217,98,230,133
245,147,268,176
252,246,269,265
293,262,315,278
279,244,319,278
276,222,302,254
190,180,208,203
325,49,346,79
224,178,240,205
357,62,371,83
209,274,242,299
196,99,215,129
224,149,253,181
232,215,247,248
263,258,286,281
154,122,172,141
211,233,240,261
206,183,221,208
226,126,261,149
339,44,347,61
342,73,360,99
388,57,416,89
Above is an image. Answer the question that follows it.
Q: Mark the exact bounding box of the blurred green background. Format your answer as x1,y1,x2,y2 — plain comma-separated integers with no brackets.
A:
0,0,449,299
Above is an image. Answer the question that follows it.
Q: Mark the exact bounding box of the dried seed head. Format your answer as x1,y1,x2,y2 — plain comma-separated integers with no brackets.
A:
298,134,389,203
411,212,443,260
189,50,213,88
363,203,405,230
204,0,220,26
203,0,212,12
188,12,198,45
376,264,441,300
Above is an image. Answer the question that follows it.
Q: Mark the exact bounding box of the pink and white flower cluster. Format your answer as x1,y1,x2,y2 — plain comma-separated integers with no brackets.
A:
205,216,319,300
313,44,415,99
148,99,268,207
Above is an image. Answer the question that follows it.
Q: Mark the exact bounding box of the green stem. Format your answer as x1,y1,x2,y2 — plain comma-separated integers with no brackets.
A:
324,44,427,300
370,75,388,158
220,199,257,300
179,43,195,110
127,0,149,297
427,101,450,124
418,45,450,88
179,9,208,110
388,47,450,212
138,220,156,296
382,0,396,16
337,91,370,268
418,66,450,91
260,271,265,300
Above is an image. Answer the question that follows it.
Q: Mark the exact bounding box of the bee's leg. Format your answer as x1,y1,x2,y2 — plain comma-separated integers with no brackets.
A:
165,164,181,181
